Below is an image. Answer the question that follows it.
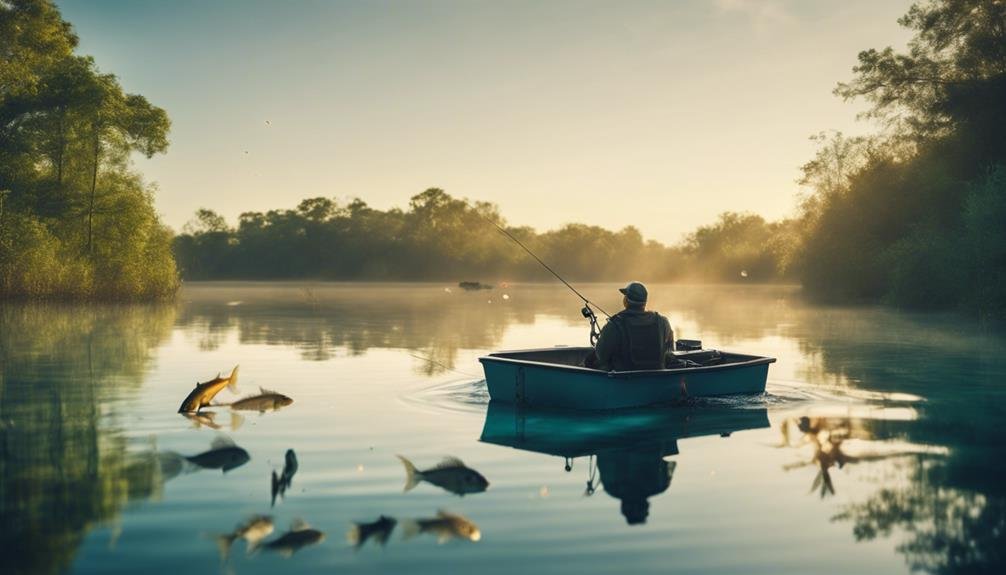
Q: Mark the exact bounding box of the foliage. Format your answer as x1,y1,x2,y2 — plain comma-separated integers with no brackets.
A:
0,0,177,300
799,0,1006,317
173,188,799,284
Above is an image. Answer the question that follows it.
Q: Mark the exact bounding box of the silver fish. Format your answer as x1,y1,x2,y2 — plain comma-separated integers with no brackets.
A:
216,515,274,560
222,388,293,412
261,520,325,557
347,515,397,549
397,455,489,496
401,510,481,543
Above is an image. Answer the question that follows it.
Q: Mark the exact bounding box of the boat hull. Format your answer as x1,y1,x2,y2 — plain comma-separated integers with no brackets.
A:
479,347,774,410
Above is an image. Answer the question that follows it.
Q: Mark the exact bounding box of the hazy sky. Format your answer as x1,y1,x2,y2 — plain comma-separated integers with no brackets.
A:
57,0,912,244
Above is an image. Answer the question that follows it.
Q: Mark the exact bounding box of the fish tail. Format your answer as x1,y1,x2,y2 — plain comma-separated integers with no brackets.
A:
396,455,422,492
227,365,239,393
346,524,362,547
230,411,244,431
271,470,280,507
215,533,237,562
400,518,421,540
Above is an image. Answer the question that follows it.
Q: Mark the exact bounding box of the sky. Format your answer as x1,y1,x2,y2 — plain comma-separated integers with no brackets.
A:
57,0,913,244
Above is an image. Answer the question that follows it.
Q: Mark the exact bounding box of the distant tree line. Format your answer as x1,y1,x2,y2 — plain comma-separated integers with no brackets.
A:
173,189,800,283
0,0,176,300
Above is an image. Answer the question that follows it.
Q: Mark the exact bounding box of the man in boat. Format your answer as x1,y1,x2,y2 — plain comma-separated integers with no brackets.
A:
587,281,673,371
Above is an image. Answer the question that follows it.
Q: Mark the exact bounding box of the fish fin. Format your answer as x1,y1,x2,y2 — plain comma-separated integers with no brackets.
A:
346,524,361,547
216,534,237,563
211,435,236,449
396,455,422,492
230,411,244,431
271,471,280,507
227,365,239,392
280,548,294,558
399,519,420,540
433,456,466,469
436,509,453,518
437,533,450,544
291,518,310,531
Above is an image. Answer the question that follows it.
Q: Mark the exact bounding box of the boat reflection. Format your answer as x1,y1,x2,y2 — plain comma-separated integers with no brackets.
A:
480,401,770,524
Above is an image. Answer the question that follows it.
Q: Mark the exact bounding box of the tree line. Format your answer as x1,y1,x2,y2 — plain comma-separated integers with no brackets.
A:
173,189,799,284
0,0,176,300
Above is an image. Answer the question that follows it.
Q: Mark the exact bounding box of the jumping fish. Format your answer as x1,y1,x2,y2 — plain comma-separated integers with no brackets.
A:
271,449,298,506
178,365,239,413
261,520,325,557
216,515,274,560
401,510,481,543
396,455,489,496
346,515,397,549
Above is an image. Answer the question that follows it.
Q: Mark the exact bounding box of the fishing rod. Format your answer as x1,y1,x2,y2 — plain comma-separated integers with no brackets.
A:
472,205,610,345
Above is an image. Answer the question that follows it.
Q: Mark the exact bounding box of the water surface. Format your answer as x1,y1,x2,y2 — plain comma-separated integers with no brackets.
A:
2,283,1004,574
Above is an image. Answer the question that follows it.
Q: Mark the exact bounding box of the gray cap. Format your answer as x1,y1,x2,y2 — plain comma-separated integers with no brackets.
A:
619,281,648,304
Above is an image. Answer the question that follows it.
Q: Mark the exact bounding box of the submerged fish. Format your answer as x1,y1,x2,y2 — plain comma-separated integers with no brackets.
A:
178,365,239,413
397,455,489,496
261,520,325,557
216,514,274,560
185,436,251,473
271,449,299,506
347,515,397,549
401,510,481,544
222,388,293,412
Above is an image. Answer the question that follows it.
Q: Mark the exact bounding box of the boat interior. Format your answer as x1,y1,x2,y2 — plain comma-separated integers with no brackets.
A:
487,346,757,369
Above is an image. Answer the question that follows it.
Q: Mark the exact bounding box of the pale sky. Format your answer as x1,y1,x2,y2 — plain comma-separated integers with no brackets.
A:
58,0,912,244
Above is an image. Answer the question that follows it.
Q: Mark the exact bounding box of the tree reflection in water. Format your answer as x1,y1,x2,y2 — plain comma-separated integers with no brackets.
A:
0,304,176,575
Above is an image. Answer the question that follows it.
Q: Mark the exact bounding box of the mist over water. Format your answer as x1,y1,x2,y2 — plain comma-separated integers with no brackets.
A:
2,283,1004,574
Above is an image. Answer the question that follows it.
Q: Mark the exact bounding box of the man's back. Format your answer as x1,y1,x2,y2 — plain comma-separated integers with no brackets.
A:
594,309,672,371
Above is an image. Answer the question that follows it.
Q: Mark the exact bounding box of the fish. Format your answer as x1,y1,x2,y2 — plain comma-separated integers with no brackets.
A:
220,388,293,412
396,455,489,496
271,449,298,506
185,436,250,473
261,520,325,557
346,515,397,549
400,510,481,544
178,365,239,413
216,514,274,561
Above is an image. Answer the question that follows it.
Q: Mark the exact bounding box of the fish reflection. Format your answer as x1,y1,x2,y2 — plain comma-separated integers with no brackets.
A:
347,515,397,549
397,455,489,496
261,520,325,557
401,510,481,543
271,449,299,506
216,514,274,560
177,365,239,413
480,402,769,524
181,410,244,431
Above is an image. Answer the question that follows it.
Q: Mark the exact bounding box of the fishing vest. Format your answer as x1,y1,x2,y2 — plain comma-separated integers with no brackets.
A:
607,311,668,370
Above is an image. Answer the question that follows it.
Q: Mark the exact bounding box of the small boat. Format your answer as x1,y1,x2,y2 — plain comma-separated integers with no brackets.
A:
479,344,775,410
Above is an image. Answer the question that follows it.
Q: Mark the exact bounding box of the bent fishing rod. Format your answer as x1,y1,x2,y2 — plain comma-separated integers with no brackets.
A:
472,206,610,345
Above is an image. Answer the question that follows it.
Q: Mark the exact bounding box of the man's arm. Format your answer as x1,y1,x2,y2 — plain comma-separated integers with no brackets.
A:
593,321,618,370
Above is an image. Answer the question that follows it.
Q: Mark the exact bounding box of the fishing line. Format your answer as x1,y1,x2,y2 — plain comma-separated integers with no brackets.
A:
470,205,611,319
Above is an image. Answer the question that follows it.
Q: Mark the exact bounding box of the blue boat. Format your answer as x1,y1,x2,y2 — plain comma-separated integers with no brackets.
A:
479,345,775,410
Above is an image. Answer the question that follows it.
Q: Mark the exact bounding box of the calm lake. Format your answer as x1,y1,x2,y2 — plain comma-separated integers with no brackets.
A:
2,283,1004,575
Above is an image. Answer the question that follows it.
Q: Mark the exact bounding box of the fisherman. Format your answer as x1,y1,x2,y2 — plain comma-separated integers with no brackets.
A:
587,282,673,371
